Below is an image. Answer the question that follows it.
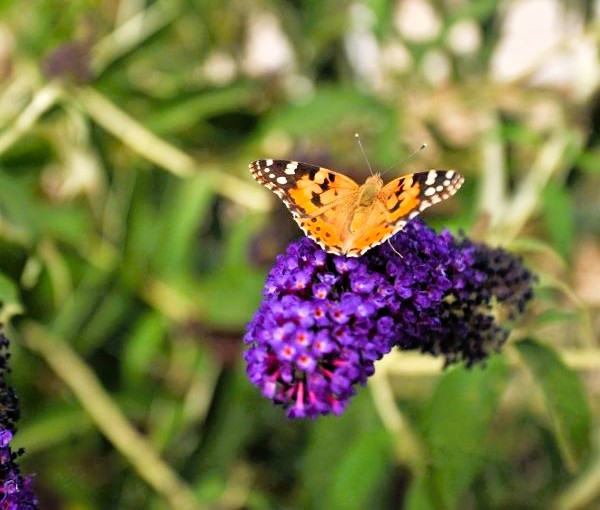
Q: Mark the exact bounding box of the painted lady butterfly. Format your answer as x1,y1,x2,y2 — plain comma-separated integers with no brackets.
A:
249,159,464,257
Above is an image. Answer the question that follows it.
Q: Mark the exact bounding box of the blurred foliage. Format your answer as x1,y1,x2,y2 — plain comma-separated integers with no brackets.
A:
0,0,599,508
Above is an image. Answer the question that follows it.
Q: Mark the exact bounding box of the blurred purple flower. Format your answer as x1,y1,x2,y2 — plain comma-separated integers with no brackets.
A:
244,221,535,418
0,334,38,509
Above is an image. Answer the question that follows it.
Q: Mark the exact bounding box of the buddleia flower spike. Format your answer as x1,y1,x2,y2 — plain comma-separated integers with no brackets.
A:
244,221,535,418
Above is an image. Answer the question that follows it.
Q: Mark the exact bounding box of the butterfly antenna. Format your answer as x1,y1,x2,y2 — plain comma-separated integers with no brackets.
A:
380,143,428,177
354,133,374,176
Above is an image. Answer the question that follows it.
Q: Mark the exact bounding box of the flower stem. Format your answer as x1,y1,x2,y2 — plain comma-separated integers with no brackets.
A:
555,442,600,510
369,369,427,474
22,322,204,510
74,86,271,210
377,348,600,376
0,82,62,156
488,130,580,244
91,0,183,75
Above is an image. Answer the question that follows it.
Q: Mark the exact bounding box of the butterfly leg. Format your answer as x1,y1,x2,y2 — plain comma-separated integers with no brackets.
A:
386,238,404,259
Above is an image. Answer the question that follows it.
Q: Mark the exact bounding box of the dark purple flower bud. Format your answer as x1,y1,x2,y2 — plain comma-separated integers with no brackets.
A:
42,39,93,83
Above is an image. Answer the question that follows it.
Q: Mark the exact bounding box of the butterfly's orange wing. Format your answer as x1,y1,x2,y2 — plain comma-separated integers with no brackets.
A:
344,170,465,256
251,160,464,257
250,160,360,253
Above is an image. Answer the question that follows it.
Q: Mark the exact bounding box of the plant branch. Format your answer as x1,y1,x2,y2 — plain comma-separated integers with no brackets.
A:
377,348,600,376
22,322,204,510
74,86,271,211
369,369,427,474
91,0,183,75
556,438,600,510
0,82,62,156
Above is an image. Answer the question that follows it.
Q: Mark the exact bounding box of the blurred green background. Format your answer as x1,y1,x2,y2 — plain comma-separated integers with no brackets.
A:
1,0,599,508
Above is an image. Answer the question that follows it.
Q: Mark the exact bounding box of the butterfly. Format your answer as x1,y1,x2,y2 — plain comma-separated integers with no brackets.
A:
249,159,464,257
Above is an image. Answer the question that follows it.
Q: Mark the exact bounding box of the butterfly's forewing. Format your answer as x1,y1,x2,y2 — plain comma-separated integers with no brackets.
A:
346,169,465,256
250,160,360,253
382,169,464,221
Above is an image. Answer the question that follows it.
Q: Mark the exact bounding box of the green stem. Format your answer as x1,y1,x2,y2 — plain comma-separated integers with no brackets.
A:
74,86,271,211
377,348,600,376
0,82,62,156
488,131,580,244
478,114,508,225
91,0,183,75
369,369,428,474
22,322,204,510
555,439,600,510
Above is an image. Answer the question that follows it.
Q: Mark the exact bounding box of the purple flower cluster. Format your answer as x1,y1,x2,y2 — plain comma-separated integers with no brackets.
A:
244,221,535,418
0,334,38,509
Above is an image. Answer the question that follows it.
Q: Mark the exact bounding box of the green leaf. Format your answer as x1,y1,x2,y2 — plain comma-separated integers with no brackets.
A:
0,172,90,247
405,477,436,510
154,175,215,276
302,391,393,509
515,339,592,470
145,84,259,135
190,366,261,484
533,308,579,327
324,430,391,510
17,404,92,452
0,271,23,322
575,147,600,174
196,213,266,328
541,183,574,259
122,312,168,389
415,356,509,508
260,87,392,139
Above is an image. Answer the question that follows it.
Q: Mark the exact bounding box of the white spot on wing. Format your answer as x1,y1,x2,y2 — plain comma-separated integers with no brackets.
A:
266,159,274,165
424,187,436,197
276,176,288,185
285,162,298,174
425,170,437,186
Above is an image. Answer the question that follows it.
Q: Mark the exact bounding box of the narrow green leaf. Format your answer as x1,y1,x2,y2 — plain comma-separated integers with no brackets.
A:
260,87,392,139
145,84,259,135
155,175,215,276
515,339,592,470
122,312,168,388
541,184,574,259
